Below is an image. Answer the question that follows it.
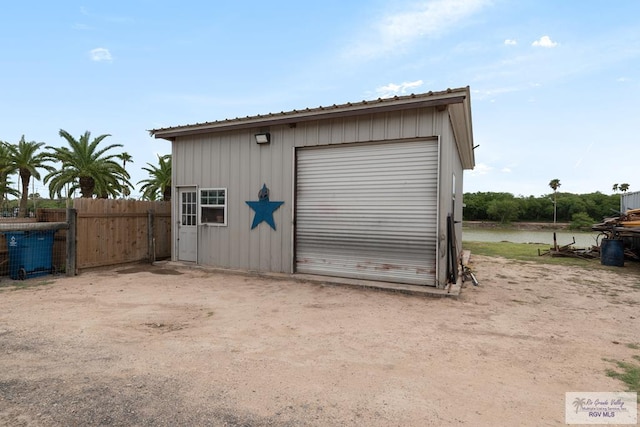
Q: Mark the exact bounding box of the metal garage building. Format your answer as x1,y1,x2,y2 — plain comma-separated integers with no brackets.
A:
151,87,475,288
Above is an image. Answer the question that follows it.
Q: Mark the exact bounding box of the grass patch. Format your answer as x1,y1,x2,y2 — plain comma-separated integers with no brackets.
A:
627,343,640,350
464,241,640,274
463,241,549,262
606,360,640,401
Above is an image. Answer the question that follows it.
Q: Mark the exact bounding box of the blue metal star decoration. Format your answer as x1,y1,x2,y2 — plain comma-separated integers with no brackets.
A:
245,184,284,230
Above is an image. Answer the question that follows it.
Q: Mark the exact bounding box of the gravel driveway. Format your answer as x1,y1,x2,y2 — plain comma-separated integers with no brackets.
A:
0,257,638,426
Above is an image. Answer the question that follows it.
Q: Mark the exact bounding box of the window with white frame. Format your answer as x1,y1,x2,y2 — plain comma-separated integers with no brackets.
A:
200,188,227,225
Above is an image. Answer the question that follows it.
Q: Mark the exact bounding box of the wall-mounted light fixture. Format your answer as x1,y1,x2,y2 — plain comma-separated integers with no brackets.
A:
254,132,270,144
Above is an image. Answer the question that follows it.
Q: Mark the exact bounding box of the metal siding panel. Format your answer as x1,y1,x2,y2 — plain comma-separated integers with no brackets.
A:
330,119,343,144
296,140,439,285
229,133,244,269
371,119,385,140
244,129,292,273
247,135,262,270
386,113,402,139
277,134,294,272
175,139,196,185
218,138,231,267
417,107,436,137
318,122,331,146
268,135,283,272
236,132,253,269
622,191,640,211
184,130,294,274
199,136,220,267
304,122,320,146
343,117,358,142
437,113,463,285
357,117,372,142
401,110,419,139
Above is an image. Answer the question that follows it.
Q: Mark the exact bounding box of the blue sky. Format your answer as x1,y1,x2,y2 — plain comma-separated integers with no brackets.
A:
1,0,638,198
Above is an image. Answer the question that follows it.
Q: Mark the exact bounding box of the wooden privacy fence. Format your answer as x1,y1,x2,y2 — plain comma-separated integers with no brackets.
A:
39,199,171,271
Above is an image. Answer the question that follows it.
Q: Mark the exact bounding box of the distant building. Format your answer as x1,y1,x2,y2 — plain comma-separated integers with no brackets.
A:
621,190,640,212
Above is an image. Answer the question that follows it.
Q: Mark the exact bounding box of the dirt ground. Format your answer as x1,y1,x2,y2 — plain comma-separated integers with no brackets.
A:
0,256,639,426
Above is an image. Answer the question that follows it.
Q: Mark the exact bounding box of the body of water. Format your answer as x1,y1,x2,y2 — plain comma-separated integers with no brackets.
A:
462,228,602,248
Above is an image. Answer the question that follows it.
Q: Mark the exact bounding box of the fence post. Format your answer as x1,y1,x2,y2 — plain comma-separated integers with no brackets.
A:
66,208,77,276
148,209,155,264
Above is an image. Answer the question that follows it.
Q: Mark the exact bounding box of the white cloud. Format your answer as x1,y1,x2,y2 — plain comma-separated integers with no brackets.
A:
504,39,517,46
532,35,558,48
471,86,520,101
89,48,112,62
375,80,424,98
346,0,491,58
501,167,512,173
467,163,493,176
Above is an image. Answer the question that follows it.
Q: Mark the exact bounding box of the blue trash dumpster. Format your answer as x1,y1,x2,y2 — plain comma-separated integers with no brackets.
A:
4,230,56,280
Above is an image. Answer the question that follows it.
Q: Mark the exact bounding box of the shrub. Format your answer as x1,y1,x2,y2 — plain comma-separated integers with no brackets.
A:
570,212,595,230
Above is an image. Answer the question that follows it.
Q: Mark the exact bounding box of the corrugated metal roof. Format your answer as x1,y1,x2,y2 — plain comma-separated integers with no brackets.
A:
150,86,471,139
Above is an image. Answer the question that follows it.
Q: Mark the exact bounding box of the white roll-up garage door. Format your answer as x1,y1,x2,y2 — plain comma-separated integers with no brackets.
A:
295,140,439,286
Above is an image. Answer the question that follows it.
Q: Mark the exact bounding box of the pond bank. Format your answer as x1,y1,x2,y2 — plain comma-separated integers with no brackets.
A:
462,222,600,247
464,221,571,231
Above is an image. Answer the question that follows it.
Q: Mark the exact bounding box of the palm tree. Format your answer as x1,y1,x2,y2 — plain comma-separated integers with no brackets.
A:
549,178,561,224
0,177,20,209
116,152,133,198
0,142,17,207
612,183,619,193
619,183,630,193
94,162,132,199
0,142,20,214
9,136,52,217
138,154,172,201
43,130,131,199
116,152,133,170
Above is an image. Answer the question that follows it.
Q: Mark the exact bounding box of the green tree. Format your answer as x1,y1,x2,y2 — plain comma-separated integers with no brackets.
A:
520,195,547,221
463,192,516,221
570,212,595,230
612,183,619,193
583,191,619,220
138,154,171,201
8,136,52,217
43,130,131,199
486,199,520,223
619,183,630,193
462,191,620,223
548,179,561,224
553,193,589,222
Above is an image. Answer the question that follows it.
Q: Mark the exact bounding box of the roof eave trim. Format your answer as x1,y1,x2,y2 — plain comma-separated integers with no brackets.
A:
152,95,467,140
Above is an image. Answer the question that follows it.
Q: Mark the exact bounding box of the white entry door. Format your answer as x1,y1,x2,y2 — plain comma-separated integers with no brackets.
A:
177,187,197,262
